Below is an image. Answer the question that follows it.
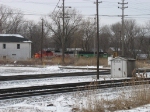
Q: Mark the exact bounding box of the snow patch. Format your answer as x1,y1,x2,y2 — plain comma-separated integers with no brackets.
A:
0,34,24,38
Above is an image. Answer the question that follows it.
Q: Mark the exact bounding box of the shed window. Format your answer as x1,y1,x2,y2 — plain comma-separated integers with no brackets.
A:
17,44,20,49
3,44,6,49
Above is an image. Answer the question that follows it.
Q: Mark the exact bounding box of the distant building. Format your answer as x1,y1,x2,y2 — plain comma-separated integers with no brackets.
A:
107,47,121,57
66,48,83,52
136,54,148,60
0,34,32,60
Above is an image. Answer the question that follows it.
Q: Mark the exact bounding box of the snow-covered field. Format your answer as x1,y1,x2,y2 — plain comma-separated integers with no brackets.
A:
0,65,150,112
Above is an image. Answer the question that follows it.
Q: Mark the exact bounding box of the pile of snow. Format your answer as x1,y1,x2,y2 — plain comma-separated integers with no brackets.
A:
0,34,23,38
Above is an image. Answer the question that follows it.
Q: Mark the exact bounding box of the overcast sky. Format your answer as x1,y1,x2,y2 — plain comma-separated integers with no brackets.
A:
0,0,150,25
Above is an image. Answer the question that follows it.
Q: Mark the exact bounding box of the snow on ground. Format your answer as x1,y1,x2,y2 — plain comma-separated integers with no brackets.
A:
0,75,111,89
0,65,96,76
0,65,104,76
0,65,150,112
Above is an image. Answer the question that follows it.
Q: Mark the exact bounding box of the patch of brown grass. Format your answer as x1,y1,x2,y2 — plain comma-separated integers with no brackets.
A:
1,57,149,68
74,57,108,66
105,84,150,111
77,74,150,112
51,57,75,65
136,59,150,68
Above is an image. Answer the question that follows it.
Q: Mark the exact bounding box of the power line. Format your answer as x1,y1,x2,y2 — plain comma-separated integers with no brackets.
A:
52,0,61,14
0,1,60,5
3,12,150,18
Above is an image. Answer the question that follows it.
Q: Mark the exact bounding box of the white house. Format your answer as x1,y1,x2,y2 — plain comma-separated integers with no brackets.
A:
0,34,32,60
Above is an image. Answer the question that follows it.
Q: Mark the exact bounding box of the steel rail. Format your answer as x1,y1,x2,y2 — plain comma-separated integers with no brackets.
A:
0,78,150,100
0,71,110,81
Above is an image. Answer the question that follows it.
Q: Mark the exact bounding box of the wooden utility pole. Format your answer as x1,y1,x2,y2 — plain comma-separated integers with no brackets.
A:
0,22,2,34
95,0,102,79
62,0,65,63
119,30,121,56
58,0,71,64
118,0,128,57
41,18,44,63
94,17,96,57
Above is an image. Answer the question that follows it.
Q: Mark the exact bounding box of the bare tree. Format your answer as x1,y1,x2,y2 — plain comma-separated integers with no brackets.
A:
19,21,44,56
30,23,42,56
0,5,24,34
110,22,121,55
147,21,150,57
47,8,82,62
145,20,150,31
77,18,96,51
124,19,141,58
99,25,111,52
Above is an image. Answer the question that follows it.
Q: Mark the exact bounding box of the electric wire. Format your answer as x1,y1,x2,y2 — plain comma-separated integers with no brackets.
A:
0,0,150,24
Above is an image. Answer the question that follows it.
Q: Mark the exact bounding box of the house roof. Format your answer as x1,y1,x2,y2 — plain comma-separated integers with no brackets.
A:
0,34,31,43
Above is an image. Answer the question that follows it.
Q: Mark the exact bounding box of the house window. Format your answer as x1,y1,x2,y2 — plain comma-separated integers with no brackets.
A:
17,44,20,49
3,44,6,49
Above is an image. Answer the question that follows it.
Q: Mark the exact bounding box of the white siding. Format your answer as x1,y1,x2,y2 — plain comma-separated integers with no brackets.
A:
111,57,127,78
122,60,127,77
0,42,31,60
111,58,124,78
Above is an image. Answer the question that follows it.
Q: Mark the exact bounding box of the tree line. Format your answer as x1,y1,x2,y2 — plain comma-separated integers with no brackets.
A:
0,5,149,58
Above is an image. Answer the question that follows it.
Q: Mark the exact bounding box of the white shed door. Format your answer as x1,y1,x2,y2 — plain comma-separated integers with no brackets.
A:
113,60,122,78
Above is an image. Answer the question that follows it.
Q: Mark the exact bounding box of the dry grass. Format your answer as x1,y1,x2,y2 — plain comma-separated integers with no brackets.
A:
75,72,150,112
2,57,150,68
104,83,150,111
1,57,150,68
74,57,108,66
0,57,108,66
136,59,150,68
51,57,75,65
51,57,108,66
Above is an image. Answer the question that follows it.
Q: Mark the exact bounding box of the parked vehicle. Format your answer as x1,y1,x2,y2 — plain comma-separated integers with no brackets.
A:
34,50,109,58
136,54,148,60
34,50,53,58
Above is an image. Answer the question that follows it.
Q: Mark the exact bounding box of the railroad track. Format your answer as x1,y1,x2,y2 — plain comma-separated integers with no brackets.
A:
0,78,150,100
0,68,147,82
0,71,110,81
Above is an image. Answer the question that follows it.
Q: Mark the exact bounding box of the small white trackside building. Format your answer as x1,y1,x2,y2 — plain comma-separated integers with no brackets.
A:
0,34,32,60
111,57,135,78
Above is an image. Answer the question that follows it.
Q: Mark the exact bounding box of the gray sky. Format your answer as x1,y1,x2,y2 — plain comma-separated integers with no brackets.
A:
0,0,150,25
